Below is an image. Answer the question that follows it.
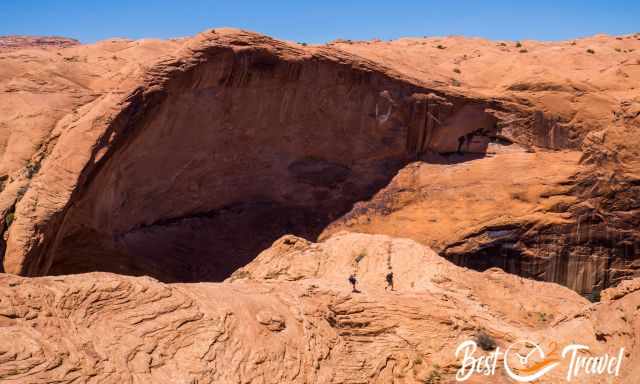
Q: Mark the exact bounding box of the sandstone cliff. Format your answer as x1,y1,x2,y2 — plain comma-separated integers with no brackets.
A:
1,28,639,382
1,29,638,293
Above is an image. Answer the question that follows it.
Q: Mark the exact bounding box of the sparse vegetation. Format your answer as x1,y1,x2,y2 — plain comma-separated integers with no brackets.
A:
571,41,577,46
475,330,497,351
298,42,307,46
475,330,498,351
25,162,40,179
519,49,528,53
515,41,522,48
436,44,446,49
354,250,367,263
453,68,461,74
538,312,548,322
586,289,602,302
615,48,621,52
587,48,595,54
4,212,14,227
451,79,461,87
425,365,442,384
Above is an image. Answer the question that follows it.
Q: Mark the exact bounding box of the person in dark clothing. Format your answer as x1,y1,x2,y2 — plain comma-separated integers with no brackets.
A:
385,271,394,291
349,274,358,292
457,136,465,154
465,132,475,149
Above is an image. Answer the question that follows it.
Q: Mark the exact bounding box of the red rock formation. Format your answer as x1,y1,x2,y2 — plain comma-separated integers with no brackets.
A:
0,29,639,382
0,233,637,383
0,35,80,50
0,29,503,282
0,29,638,293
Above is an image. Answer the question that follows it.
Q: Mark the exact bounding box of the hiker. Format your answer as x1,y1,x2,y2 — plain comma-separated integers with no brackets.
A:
465,131,476,151
349,274,358,292
457,135,465,154
385,271,394,291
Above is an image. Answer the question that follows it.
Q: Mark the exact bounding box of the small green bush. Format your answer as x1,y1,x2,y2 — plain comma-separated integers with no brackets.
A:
586,289,602,302
5,212,14,227
425,365,442,384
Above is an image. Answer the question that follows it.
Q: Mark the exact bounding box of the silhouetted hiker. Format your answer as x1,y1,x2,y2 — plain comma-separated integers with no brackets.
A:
349,274,359,292
457,136,465,154
385,271,394,291
465,131,476,150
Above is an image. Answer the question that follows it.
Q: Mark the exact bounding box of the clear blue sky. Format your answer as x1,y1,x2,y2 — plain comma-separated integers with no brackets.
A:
1,1,638,44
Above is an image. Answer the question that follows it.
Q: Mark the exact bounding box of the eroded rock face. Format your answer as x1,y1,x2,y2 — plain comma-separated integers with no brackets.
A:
0,233,638,383
0,28,638,294
320,35,640,295
321,143,640,295
0,29,502,282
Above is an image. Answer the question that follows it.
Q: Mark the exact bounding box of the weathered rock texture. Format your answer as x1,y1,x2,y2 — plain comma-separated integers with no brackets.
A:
321,35,640,295
0,36,80,50
0,29,639,294
1,233,638,383
0,29,503,282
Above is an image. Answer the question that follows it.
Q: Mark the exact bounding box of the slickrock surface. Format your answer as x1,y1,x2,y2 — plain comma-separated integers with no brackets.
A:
0,28,638,294
0,233,637,383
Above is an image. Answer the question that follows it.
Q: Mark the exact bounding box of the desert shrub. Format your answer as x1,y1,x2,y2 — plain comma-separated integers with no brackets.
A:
453,68,461,74
298,42,307,46
451,79,461,87
436,44,446,49
515,41,522,48
354,250,366,263
25,162,40,178
615,48,621,52
587,49,595,54
519,49,528,53
586,289,602,302
5,212,14,227
475,331,497,351
425,365,442,384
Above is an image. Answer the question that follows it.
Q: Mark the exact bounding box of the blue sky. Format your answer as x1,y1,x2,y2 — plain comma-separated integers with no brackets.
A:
1,1,638,44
